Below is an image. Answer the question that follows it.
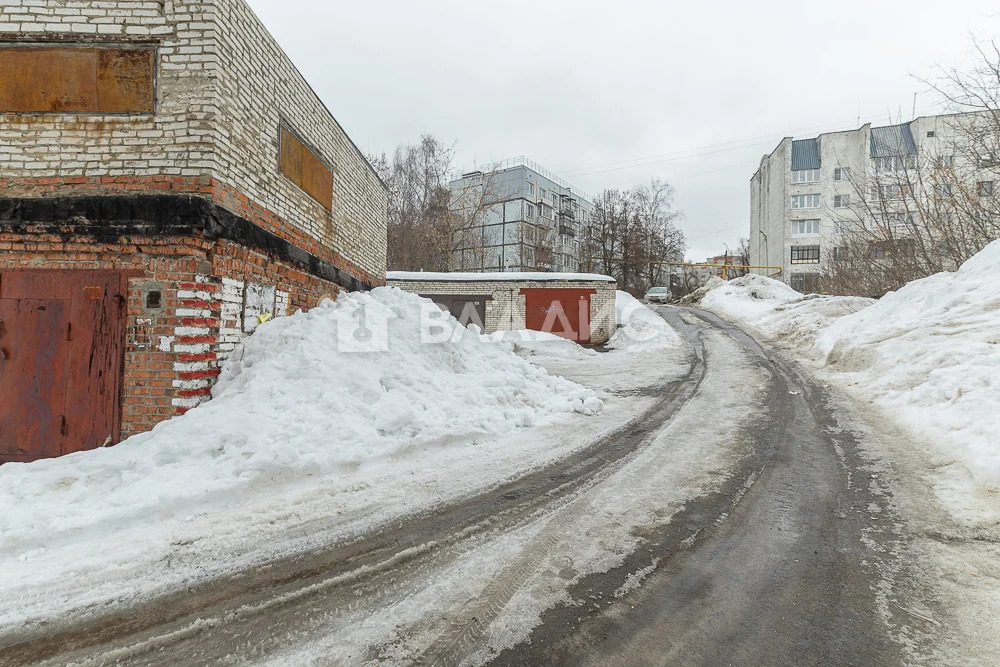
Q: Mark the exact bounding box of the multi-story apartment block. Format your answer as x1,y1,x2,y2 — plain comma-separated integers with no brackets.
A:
449,157,593,273
750,113,995,292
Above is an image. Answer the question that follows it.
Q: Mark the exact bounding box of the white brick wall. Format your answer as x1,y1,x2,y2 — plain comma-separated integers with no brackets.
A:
387,279,617,344
0,0,387,282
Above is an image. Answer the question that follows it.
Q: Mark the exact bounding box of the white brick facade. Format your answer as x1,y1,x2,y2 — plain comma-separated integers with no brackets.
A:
0,0,387,283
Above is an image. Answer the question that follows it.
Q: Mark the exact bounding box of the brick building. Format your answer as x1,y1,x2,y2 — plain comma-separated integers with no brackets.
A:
0,0,388,463
387,272,617,345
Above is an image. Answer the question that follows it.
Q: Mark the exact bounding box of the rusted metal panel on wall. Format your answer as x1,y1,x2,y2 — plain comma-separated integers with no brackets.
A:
0,47,97,113
0,45,155,114
0,298,69,463
62,273,126,455
279,125,334,211
0,271,126,465
96,47,156,113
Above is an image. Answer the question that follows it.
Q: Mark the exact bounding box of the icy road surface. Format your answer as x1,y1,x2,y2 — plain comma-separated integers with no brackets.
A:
2,307,994,666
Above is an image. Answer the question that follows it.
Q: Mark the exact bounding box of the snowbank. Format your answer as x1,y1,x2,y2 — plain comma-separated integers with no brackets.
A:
485,329,599,360
0,288,603,553
694,254,1000,516
817,240,1000,496
699,275,872,352
678,276,724,304
699,274,801,320
608,290,680,351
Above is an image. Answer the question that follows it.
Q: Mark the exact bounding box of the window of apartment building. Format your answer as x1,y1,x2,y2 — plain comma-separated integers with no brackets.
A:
790,273,821,293
833,167,850,181
790,245,821,264
884,212,914,231
934,183,954,198
936,155,954,169
528,182,536,196
872,184,908,200
835,220,850,235
874,155,916,173
978,181,995,197
791,219,820,236
525,202,536,219
791,168,820,184
540,188,548,200
833,194,851,208
871,244,886,259
790,193,821,209
832,246,848,261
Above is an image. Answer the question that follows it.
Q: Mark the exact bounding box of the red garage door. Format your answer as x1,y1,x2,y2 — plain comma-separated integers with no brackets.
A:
521,288,595,343
0,271,126,464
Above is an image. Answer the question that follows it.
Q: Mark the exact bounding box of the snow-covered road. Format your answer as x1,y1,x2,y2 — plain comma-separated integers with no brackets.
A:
2,304,996,666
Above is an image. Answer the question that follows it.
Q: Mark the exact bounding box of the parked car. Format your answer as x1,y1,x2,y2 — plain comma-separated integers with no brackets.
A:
644,286,671,304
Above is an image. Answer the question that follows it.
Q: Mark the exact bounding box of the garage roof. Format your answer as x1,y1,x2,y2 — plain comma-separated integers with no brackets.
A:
387,271,616,283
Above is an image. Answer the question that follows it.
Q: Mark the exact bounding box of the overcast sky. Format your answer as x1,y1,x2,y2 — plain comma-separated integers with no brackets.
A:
248,0,998,261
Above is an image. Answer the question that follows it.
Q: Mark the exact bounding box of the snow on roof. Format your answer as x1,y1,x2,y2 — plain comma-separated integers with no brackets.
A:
387,271,616,283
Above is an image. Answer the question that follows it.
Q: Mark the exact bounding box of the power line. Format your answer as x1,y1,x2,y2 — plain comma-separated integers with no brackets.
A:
559,101,948,179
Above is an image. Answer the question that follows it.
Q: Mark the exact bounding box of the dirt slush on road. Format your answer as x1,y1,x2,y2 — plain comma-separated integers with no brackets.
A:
1,305,950,667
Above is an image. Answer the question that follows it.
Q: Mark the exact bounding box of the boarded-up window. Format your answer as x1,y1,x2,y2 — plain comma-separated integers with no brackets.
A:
0,46,155,114
279,125,334,211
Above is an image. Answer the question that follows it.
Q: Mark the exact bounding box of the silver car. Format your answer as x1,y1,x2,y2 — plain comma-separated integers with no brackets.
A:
644,286,671,304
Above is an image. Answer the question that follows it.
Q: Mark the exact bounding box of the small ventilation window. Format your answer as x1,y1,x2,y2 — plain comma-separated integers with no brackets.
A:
145,290,161,309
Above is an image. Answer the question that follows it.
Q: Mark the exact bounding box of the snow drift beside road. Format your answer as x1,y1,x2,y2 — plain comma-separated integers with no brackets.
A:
695,252,1000,516
608,290,680,351
0,288,603,552
700,275,872,352
485,329,599,360
817,240,1000,497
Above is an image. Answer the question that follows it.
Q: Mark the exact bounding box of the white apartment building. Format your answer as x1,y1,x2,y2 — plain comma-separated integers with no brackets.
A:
449,157,594,273
750,113,995,292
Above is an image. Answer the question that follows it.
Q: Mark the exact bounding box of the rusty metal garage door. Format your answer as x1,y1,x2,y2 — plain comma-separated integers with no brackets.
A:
422,294,490,331
521,288,595,343
0,271,126,464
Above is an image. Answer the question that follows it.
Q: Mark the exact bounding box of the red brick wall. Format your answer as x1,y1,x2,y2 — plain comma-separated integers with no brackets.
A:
0,174,384,289
0,229,342,440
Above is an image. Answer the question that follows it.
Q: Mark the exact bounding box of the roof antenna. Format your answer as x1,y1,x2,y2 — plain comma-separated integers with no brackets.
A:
912,92,917,121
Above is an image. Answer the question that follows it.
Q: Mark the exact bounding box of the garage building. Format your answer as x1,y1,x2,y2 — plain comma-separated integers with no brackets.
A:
387,272,617,345
0,0,388,463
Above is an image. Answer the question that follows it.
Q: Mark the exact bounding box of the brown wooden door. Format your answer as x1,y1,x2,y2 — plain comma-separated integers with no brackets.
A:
0,271,125,464
0,298,69,462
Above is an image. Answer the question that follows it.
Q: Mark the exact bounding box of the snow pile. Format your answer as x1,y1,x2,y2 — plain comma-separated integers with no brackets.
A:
0,288,603,552
608,290,680,351
485,329,598,360
699,274,801,320
697,275,872,352
678,276,724,304
817,240,1000,493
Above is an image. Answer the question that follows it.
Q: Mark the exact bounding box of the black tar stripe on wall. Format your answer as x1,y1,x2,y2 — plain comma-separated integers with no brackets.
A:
0,195,371,292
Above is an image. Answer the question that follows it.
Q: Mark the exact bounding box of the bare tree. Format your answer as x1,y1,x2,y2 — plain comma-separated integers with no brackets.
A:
581,181,686,295
370,136,501,272
819,39,1000,296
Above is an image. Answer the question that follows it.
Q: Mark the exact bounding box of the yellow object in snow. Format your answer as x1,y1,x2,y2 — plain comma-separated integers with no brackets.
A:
257,313,272,325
